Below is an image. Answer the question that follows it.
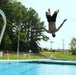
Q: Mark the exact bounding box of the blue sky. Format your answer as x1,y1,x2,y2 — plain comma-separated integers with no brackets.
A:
17,0,76,49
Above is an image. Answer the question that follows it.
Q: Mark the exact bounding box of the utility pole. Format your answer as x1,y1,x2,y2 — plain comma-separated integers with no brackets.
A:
62,39,64,53
50,41,53,50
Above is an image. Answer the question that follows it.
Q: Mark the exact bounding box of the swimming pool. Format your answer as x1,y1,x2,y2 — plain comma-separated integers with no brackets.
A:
0,59,76,75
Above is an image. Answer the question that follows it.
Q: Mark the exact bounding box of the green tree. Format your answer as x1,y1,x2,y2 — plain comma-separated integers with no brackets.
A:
0,0,13,50
69,37,76,55
25,8,49,53
0,0,49,53
0,0,27,51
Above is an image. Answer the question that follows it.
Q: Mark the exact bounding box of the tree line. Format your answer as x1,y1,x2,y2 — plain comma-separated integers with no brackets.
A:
0,0,76,55
0,0,49,53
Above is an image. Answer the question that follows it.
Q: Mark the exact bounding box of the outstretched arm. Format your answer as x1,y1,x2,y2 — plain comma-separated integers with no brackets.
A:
57,19,67,31
42,26,50,33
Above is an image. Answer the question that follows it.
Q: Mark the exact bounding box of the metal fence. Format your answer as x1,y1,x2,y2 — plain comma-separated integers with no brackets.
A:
0,51,48,60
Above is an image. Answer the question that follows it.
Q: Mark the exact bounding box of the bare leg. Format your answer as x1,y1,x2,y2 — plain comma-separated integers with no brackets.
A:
57,19,67,31
51,9,59,22
48,8,50,14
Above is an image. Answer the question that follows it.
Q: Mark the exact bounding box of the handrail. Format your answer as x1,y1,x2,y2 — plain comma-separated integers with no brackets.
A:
0,9,6,44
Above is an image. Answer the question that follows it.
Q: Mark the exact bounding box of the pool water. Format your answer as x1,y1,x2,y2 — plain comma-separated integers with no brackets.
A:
0,60,76,75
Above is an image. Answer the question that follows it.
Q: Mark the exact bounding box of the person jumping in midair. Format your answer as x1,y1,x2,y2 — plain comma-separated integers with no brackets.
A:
43,8,67,37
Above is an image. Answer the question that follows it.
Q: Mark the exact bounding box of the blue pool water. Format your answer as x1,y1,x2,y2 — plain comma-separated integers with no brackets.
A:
0,60,76,75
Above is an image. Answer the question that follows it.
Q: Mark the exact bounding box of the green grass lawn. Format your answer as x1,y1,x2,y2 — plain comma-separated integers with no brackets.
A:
0,52,76,60
50,52,76,60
